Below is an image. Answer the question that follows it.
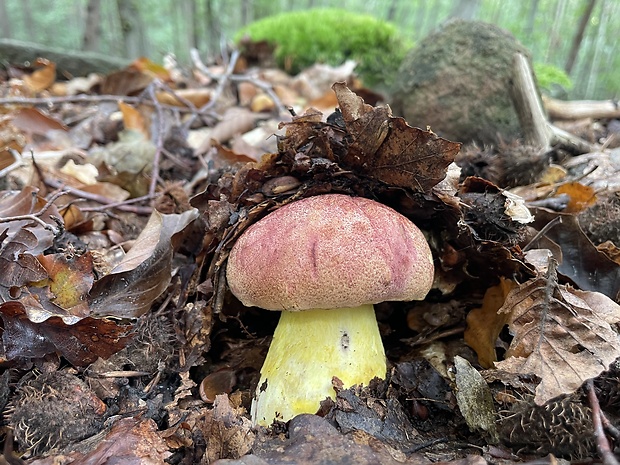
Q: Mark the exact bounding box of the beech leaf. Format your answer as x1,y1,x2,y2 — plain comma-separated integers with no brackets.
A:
0,187,61,301
0,301,132,366
88,209,198,318
332,82,460,192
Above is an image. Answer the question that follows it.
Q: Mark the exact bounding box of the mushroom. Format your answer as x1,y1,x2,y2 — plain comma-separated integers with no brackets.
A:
226,194,434,425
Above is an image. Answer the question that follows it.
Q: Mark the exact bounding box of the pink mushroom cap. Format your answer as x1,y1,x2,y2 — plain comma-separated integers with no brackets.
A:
226,194,434,311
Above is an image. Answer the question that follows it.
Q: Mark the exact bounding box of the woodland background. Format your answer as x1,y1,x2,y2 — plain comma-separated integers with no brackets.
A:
0,0,618,100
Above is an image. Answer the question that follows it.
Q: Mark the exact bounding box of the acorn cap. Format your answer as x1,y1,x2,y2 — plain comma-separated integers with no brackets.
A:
226,194,434,311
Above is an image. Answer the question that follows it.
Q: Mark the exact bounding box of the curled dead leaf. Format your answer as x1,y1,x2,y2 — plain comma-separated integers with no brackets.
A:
332,82,460,192
465,278,517,368
0,300,132,366
89,208,198,318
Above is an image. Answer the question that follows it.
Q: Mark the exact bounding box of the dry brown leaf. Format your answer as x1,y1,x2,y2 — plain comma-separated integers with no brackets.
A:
554,182,596,213
100,66,154,95
0,187,60,302
531,212,620,300
465,278,517,368
11,107,67,137
34,252,95,319
495,259,620,405
32,417,171,465
23,58,56,92
597,240,620,264
132,56,172,81
199,394,255,463
156,87,211,107
332,82,460,192
119,101,150,137
196,108,263,155
89,208,198,318
0,300,132,366
212,140,258,164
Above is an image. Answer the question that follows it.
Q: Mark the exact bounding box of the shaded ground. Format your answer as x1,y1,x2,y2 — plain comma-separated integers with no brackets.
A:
0,45,619,465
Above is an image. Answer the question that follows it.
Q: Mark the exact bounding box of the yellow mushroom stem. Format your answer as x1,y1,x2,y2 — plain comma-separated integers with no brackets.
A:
251,304,386,426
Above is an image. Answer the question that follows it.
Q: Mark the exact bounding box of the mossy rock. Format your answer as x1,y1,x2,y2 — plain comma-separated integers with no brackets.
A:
392,20,534,145
236,9,411,89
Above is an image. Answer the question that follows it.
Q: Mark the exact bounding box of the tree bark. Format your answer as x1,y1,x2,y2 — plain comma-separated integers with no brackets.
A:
525,0,540,37
565,0,597,75
204,0,219,54
448,0,481,20
82,0,102,52
510,53,596,155
545,0,567,62
116,0,145,59
241,0,252,27
0,0,11,38
20,0,33,33
585,0,607,96
190,0,199,50
386,0,399,21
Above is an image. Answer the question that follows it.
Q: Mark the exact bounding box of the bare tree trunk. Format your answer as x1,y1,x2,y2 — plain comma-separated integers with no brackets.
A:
116,0,146,59
190,0,199,50
241,0,252,27
565,0,597,75
525,0,540,37
448,0,481,20
414,1,427,40
0,0,11,38
585,0,607,96
386,0,398,21
82,0,102,52
204,0,219,54
545,0,567,62
21,0,33,33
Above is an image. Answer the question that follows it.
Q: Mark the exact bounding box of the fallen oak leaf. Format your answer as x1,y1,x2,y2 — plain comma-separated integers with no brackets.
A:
88,208,198,319
495,258,620,405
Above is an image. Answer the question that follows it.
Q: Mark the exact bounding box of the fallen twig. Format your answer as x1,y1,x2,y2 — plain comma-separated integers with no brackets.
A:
0,188,66,235
586,379,619,465
0,150,25,178
0,93,198,113
190,48,290,118
147,83,166,197
44,179,153,215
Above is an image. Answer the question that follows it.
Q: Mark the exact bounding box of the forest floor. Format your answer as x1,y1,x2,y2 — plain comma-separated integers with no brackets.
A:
0,49,619,465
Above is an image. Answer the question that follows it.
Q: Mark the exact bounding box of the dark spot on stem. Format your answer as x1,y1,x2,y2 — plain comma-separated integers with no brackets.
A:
340,331,350,350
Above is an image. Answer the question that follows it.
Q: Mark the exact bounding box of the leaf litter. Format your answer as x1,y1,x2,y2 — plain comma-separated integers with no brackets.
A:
0,47,619,465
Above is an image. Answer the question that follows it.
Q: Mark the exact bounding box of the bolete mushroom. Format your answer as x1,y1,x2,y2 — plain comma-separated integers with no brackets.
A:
226,194,434,425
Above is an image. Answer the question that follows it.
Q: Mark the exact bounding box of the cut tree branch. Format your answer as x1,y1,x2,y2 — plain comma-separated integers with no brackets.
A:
543,96,620,120
510,52,597,155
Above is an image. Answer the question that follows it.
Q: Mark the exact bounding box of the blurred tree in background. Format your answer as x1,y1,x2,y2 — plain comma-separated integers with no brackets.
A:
0,0,617,99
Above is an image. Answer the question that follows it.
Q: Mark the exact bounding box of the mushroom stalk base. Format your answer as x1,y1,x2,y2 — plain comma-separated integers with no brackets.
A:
251,304,386,426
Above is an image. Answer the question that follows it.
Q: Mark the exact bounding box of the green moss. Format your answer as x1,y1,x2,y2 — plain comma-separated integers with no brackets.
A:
534,62,573,94
236,8,411,89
